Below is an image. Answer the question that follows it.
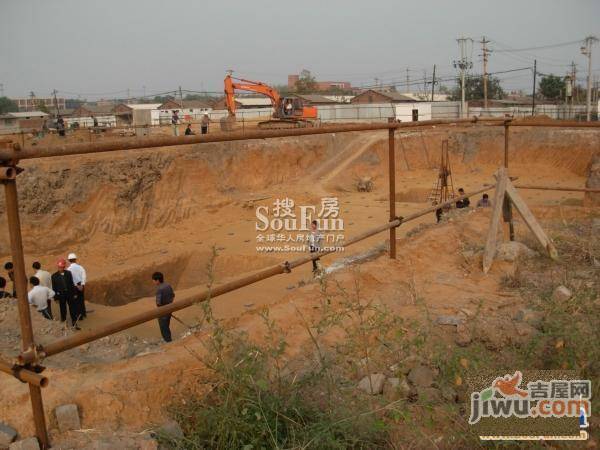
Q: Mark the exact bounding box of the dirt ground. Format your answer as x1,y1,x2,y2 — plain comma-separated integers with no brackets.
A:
0,123,598,446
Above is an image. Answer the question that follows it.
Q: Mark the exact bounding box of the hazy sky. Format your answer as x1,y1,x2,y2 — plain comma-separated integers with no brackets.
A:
1,0,599,99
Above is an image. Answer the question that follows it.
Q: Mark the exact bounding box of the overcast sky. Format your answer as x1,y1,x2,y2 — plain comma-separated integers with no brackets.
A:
1,0,599,99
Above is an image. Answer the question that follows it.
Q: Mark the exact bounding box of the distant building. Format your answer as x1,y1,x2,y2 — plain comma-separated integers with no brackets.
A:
65,103,117,127
13,97,66,112
288,75,351,92
350,89,415,104
288,94,339,106
0,111,49,134
212,96,273,110
113,103,161,126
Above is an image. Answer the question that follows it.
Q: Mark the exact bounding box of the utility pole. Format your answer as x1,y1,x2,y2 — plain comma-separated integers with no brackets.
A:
480,36,491,110
431,64,436,102
571,61,577,110
581,36,598,121
127,88,130,103
52,89,60,116
406,68,410,94
531,60,537,116
179,85,184,107
423,69,427,99
454,37,473,118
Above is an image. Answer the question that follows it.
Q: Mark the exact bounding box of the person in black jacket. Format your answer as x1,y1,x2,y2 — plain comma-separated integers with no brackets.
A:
152,271,175,342
456,188,471,209
51,258,80,330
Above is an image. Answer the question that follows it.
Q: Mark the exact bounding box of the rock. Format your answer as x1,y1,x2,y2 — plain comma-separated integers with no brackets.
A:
55,404,81,433
157,420,184,440
400,355,424,375
383,377,411,400
357,373,386,395
514,308,543,328
139,439,159,450
495,241,538,261
416,387,441,403
0,423,17,448
440,386,457,403
435,315,464,326
407,365,435,388
356,177,374,192
8,438,39,450
552,285,572,301
584,153,600,207
455,324,472,347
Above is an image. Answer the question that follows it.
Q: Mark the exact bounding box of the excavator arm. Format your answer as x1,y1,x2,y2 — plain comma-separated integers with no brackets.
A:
224,75,281,117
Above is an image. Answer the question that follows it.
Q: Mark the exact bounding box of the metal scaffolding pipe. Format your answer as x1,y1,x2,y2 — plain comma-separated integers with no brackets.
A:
515,185,600,193
388,118,397,259
0,118,505,162
36,183,494,360
0,358,48,388
3,179,49,448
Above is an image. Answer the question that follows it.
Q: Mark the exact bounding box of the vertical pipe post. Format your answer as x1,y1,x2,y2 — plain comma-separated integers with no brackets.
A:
502,121,515,241
3,178,49,449
388,118,397,259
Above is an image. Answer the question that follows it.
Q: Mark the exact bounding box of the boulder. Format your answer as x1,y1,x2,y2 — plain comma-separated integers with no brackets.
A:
407,365,435,388
8,438,39,450
552,285,572,302
0,423,17,449
435,315,464,326
495,241,538,262
357,373,386,395
455,324,472,347
54,404,81,433
157,420,184,440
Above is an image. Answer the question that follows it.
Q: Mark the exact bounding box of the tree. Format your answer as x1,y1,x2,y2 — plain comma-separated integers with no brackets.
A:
0,97,18,114
294,69,317,94
35,99,49,113
450,76,505,101
539,74,565,101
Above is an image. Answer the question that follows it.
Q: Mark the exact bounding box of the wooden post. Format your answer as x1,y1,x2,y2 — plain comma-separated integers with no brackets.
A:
505,182,558,260
483,168,508,273
388,118,397,259
503,121,515,241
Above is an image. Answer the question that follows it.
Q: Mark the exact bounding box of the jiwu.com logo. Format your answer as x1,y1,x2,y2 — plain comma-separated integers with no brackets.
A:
469,371,591,425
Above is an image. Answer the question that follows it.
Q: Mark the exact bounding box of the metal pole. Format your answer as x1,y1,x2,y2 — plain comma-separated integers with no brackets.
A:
532,60,537,116
388,118,396,259
515,185,600,193
0,357,48,387
0,118,508,162
3,178,49,448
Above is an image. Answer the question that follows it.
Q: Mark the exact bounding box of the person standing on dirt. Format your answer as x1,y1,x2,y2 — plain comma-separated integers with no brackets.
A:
456,188,470,209
32,261,52,289
92,115,99,128
4,262,16,297
67,253,87,320
56,115,65,137
201,113,210,134
0,277,11,299
171,110,179,136
308,220,322,274
28,276,54,320
51,258,79,329
152,271,175,342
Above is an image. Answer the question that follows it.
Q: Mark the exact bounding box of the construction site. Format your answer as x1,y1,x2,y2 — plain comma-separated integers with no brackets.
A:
1,1,600,449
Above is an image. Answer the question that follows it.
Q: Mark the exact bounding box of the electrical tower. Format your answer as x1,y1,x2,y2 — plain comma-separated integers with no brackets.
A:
581,36,599,121
480,36,491,110
454,37,473,118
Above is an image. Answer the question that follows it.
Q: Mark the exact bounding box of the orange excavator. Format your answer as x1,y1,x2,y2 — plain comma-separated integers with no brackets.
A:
224,74,318,129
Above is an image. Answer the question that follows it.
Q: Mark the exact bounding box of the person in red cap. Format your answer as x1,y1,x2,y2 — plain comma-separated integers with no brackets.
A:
51,258,79,329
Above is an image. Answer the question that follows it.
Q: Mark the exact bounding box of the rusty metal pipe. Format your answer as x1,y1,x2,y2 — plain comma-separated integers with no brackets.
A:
0,167,16,180
3,179,49,448
388,118,397,259
0,358,48,388
0,118,505,161
515,185,600,193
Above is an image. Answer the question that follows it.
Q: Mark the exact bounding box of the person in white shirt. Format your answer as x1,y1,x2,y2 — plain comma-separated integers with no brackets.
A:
28,276,54,320
32,261,52,289
67,252,87,319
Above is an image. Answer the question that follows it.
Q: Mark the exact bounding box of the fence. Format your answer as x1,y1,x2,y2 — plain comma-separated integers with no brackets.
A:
469,104,595,120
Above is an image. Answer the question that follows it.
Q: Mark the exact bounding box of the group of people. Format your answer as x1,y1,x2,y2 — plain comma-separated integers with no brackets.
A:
1,254,87,330
172,111,211,137
434,188,492,223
